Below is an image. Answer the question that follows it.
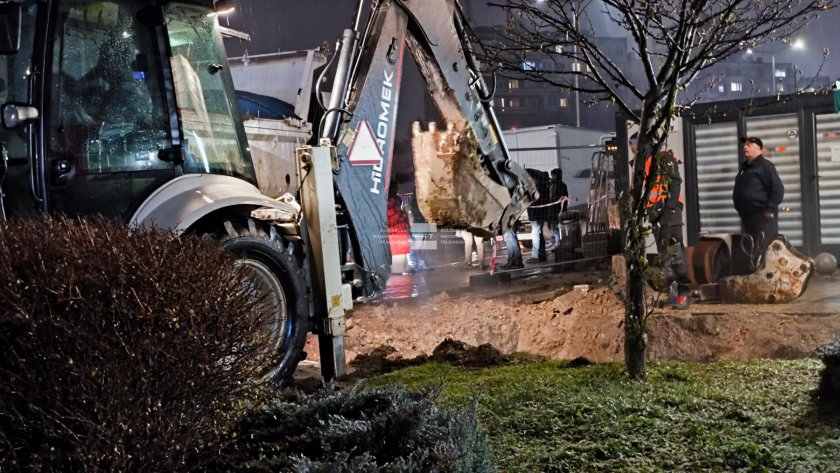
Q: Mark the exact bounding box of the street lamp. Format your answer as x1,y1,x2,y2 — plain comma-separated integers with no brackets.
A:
572,9,580,127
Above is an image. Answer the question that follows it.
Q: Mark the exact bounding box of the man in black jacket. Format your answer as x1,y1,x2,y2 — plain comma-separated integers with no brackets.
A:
525,168,551,263
548,168,569,252
733,136,784,258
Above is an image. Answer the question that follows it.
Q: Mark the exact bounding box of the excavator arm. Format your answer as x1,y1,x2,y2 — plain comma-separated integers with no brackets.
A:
404,0,535,236
318,0,535,299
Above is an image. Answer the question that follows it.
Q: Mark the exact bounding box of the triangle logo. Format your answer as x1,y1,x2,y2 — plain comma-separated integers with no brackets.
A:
347,121,384,166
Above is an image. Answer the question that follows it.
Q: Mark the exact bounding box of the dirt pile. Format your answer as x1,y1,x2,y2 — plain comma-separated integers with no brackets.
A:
303,283,840,366
330,287,629,363
347,339,510,377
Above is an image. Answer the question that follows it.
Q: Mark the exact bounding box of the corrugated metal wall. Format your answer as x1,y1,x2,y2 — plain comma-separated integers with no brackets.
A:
695,116,804,247
684,94,840,255
695,122,741,234
816,113,840,245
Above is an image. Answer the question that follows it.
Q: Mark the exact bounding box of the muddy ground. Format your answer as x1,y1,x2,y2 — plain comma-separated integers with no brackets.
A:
303,269,840,374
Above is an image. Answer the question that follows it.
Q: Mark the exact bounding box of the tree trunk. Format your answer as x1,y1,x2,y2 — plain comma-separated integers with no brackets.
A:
624,268,647,379
623,194,650,380
620,108,663,381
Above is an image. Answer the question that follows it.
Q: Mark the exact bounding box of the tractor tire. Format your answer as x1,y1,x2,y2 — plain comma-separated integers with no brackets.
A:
220,218,310,383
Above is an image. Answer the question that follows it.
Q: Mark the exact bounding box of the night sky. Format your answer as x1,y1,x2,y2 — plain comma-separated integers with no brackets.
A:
221,1,356,55
220,1,840,125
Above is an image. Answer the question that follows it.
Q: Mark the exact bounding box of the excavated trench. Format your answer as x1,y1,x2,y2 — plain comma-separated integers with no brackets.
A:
302,270,840,375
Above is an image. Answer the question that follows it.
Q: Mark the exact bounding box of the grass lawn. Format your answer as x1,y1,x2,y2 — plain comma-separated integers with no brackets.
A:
363,358,840,472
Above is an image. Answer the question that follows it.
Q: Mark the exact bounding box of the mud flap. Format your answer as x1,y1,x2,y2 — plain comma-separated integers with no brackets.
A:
411,122,512,238
718,236,814,304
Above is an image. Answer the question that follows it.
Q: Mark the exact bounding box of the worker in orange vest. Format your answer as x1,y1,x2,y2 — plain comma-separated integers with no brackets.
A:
629,132,691,309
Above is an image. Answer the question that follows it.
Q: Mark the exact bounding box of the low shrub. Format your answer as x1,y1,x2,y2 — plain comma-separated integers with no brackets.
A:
815,335,840,405
218,385,493,472
0,216,275,471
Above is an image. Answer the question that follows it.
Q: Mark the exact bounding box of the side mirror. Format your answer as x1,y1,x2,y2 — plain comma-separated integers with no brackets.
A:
0,4,22,55
2,102,39,129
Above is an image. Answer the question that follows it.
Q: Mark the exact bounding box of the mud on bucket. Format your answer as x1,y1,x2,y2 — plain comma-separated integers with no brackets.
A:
411,122,510,238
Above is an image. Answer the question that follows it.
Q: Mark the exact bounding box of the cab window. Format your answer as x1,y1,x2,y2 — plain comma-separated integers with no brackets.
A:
165,3,255,183
48,1,170,174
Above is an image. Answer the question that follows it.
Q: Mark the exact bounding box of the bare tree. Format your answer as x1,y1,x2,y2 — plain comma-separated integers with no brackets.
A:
479,0,834,379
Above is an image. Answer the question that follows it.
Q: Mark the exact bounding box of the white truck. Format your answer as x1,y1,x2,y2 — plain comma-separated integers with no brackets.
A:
503,124,614,212
502,125,615,252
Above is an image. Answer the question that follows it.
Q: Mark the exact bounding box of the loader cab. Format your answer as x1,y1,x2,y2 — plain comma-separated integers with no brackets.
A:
0,0,254,219
0,2,39,217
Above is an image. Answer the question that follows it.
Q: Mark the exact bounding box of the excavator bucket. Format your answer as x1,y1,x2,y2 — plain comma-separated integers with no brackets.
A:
411,121,513,238
719,236,814,304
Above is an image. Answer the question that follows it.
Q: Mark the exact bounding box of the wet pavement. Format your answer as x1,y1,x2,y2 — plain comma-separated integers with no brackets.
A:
379,253,840,306
379,254,610,302
794,274,840,305
380,263,481,301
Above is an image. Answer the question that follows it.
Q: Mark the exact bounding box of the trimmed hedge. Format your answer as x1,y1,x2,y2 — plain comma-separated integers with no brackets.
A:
0,217,275,471
816,335,840,405
218,385,494,472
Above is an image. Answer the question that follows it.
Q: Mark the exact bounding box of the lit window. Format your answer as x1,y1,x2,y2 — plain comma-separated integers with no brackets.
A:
522,59,536,71
508,79,520,90
559,98,568,108
775,69,786,78
731,82,742,92
500,98,506,109
718,85,725,92
509,99,521,108
554,44,563,54
571,62,590,73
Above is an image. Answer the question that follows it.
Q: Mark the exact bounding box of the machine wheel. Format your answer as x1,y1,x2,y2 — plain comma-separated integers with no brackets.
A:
220,218,310,383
